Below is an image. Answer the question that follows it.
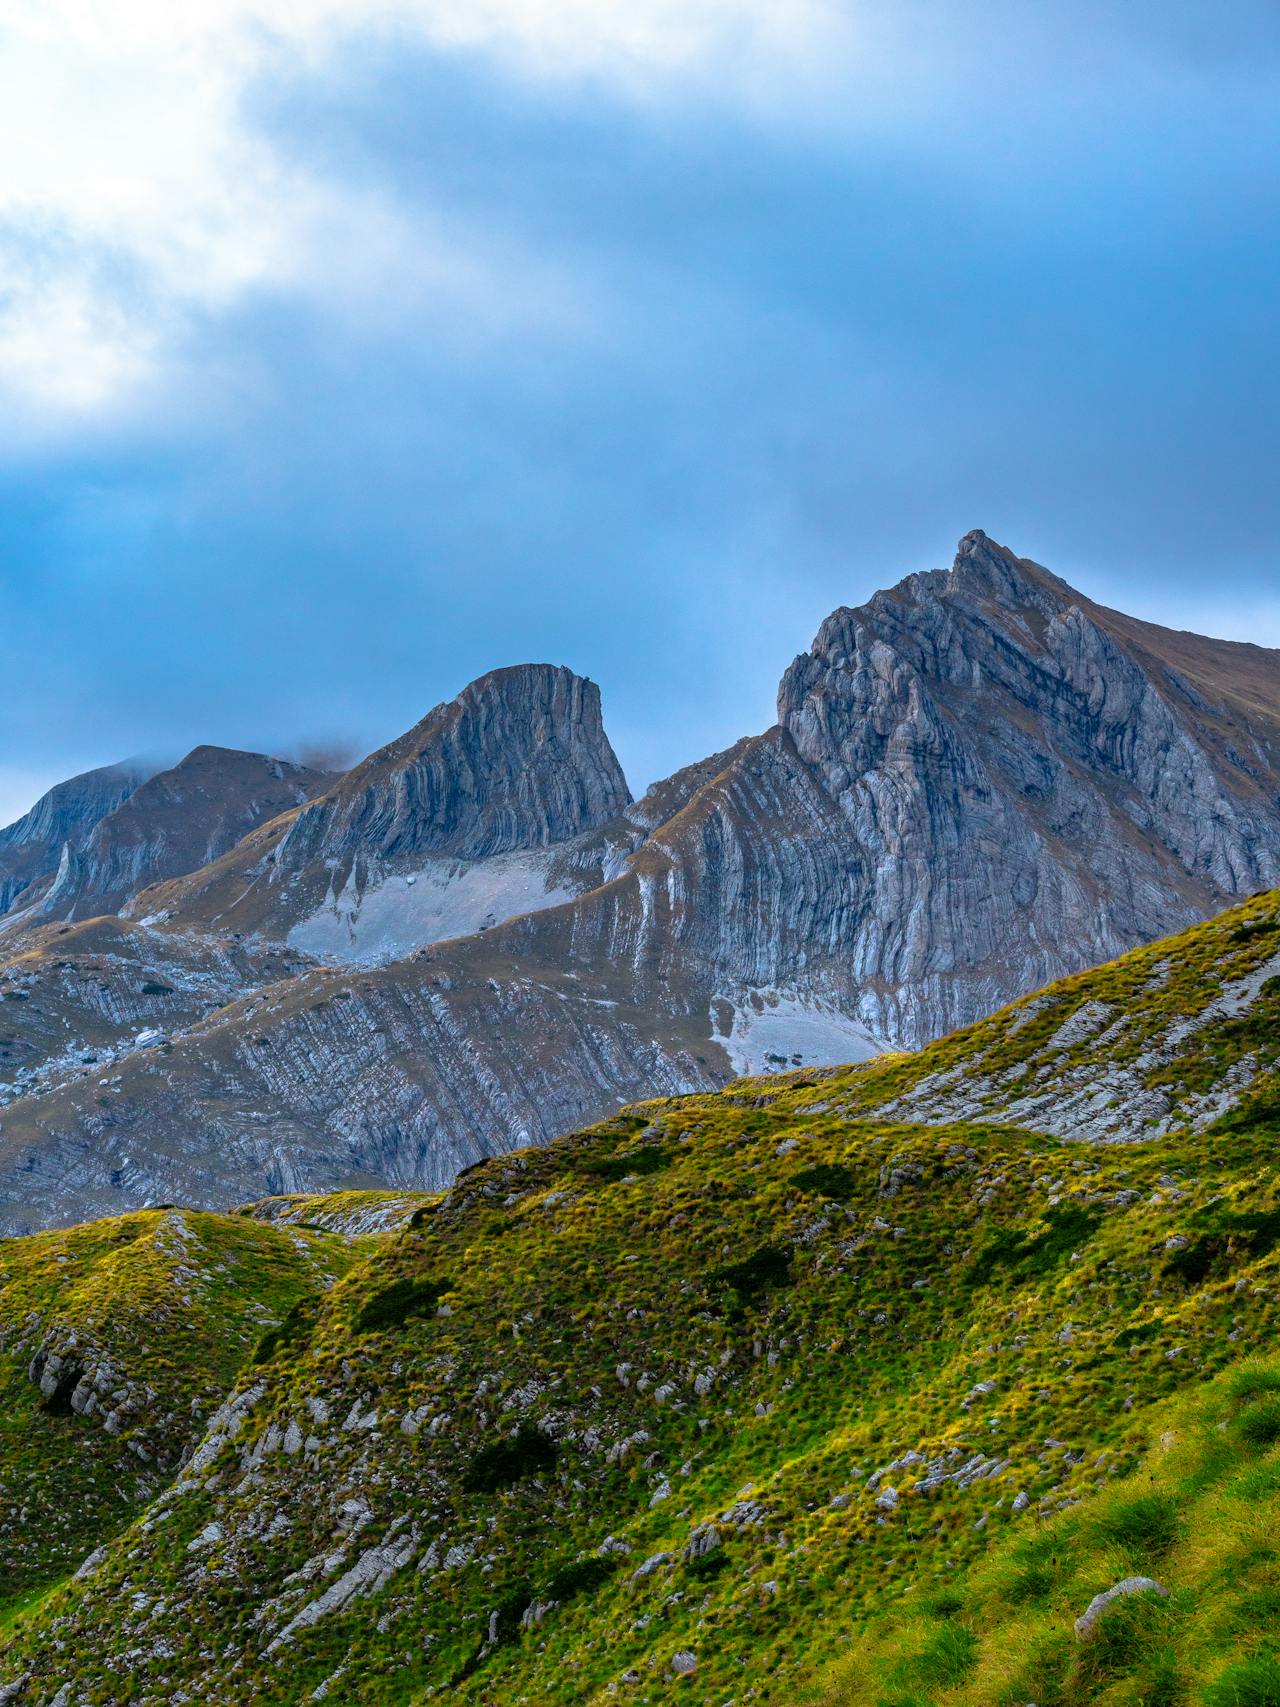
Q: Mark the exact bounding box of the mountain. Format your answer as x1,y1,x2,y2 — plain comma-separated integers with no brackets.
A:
0,915,317,1109
0,745,334,933
0,758,157,914
1,530,1276,1232
0,891,1277,1703
136,664,635,961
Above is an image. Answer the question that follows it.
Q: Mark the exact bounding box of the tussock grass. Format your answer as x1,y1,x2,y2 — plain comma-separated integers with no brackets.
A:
809,1360,1280,1707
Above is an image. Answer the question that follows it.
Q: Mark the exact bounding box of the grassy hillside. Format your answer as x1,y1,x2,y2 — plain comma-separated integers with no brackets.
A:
0,893,1275,1703
0,1206,354,1614
808,1356,1280,1707
741,884,1280,1143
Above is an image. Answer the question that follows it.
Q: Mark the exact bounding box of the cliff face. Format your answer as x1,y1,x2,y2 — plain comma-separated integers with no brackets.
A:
134,665,635,961
0,758,156,913
772,528,1280,1040
279,663,631,864
0,533,1277,1231
2,747,332,929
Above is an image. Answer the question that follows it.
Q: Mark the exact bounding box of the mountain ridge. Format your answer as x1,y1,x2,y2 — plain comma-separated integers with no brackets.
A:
0,758,158,915
0,745,334,934
0,532,1277,1231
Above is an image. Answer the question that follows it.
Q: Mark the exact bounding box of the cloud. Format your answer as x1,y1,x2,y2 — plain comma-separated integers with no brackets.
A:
0,0,844,427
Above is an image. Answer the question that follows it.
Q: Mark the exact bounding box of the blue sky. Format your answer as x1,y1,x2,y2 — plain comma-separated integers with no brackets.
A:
1,0,1277,823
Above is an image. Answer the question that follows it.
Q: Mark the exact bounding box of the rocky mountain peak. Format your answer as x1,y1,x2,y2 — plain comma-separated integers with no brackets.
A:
277,662,631,866
3,746,333,929
0,757,159,914
947,526,1072,616
0,757,156,853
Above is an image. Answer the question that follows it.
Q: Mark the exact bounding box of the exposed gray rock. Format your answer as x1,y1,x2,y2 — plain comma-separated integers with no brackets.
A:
1074,1576,1168,1640
0,758,157,915
136,665,637,960
1,533,1278,1229
2,747,330,932
683,1523,721,1560
278,664,629,865
629,1551,673,1583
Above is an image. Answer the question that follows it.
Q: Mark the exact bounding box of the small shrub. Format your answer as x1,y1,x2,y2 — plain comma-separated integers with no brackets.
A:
1115,1319,1162,1348
968,1204,1100,1285
545,1556,616,1601
1165,1236,1224,1286
706,1243,793,1315
252,1296,319,1365
1229,918,1280,945
885,1622,978,1692
579,1146,672,1183
919,1589,964,1618
792,1162,858,1200
1165,1210,1280,1286
463,1423,558,1494
1233,1401,1280,1450
1226,1365,1280,1407
355,1275,452,1334
993,1535,1069,1605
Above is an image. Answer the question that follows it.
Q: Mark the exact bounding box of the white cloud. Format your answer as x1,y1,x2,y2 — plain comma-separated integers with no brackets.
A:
0,0,845,426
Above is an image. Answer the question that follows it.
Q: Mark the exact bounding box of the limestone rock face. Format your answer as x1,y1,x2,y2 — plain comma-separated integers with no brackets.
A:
133,665,635,960
772,528,1280,1040
1075,1577,1168,1641
5,746,332,928
278,664,631,865
0,758,156,913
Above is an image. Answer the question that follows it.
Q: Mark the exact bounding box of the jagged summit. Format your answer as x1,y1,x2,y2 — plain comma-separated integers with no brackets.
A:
0,757,158,913
128,663,637,960
279,662,631,866
3,745,332,929
1,532,1277,1233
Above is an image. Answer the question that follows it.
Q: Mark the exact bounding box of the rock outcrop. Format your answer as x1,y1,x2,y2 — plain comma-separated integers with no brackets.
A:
279,662,631,864
136,664,634,961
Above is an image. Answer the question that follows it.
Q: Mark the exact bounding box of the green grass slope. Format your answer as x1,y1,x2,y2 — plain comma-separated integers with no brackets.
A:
0,893,1274,1704
808,1357,1280,1707
742,886,1280,1143
0,1206,354,1615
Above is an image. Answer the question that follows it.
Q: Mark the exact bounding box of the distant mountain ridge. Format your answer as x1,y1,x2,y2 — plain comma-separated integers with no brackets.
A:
0,757,158,913
0,746,333,933
0,530,1277,1231
133,664,636,962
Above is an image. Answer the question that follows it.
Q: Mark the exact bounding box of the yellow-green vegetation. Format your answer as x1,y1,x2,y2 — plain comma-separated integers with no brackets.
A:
0,894,1275,1704
809,1357,1280,1707
0,1206,355,1611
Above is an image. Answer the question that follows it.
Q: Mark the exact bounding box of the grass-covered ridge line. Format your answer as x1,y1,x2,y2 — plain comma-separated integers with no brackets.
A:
0,891,1277,1703
741,887,1280,1142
